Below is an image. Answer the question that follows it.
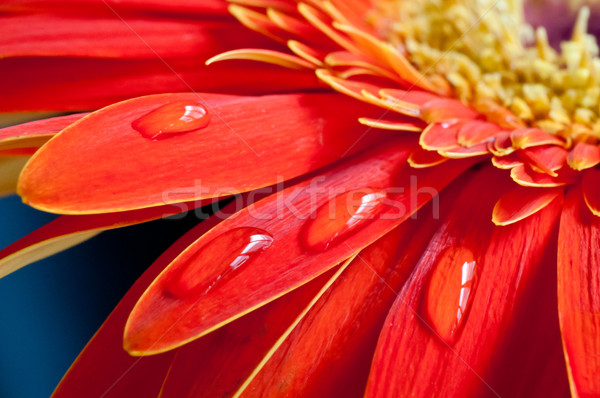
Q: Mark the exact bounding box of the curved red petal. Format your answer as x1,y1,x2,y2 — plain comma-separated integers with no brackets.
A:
492,185,564,226
511,164,575,187
558,190,600,397
19,92,383,213
456,120,502,147
366,167,562,397
439,143,489,159
158,265,339,398
520,145,569,176
419,121,462,151
491,153,523,169
123,140,472,355
357,116,424,132
207,48,316,69
489,132,516,156
420,98,479,123
240,205,441,397
408,148,448,168
567,142,600,171
510,128,565,149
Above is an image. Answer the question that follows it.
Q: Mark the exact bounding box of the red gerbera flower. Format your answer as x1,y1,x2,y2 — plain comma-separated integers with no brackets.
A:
0,0,599,396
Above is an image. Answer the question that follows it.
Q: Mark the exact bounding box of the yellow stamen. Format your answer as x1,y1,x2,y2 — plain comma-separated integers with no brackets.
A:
372,0,600,143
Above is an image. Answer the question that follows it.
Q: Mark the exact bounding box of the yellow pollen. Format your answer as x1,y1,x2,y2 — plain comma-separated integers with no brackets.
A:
372,0,600,143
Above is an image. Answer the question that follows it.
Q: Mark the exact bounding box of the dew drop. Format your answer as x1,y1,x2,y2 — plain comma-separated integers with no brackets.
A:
422,246,478,345
166,227,273,298
132,100,210,139
300,188,387,252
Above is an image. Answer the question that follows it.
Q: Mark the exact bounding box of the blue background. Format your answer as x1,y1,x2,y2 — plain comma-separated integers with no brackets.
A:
0,195,198,398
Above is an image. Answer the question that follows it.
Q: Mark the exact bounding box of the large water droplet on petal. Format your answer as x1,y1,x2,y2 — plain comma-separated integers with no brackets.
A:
132,100,210,139
167,227,273,298
300,189,387,252
422,246,478,345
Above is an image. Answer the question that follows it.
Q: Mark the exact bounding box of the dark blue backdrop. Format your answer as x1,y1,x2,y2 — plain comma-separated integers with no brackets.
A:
0,194,198,397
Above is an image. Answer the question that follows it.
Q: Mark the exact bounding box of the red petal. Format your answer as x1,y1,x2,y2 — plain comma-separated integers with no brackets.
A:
1,0,229,15
379,88,440,106
0,13,315,113
358,117,424,132
52,210,229,397
510,128,565,149
240,207,441,397
0,113,87,151
420,98,479,123
159,264,340,398
511,164,575,187
268,7,322,40
491,154,523,169
297,3,360,54
567,142,600,171
207,48,316,69
287,39,327,65
230,3,291,43
408,148,447,168
332,23,440,93
520,145,569,176
473,99,525,129
492,185,564,226
419,121,462,151
558,190,600,396
483,232,570,397
456,120,502,147
325,51,394,78
366,166,562,397
439,143,489,159
0,16,238,59
316,69,386,105
0,200,206,278
19,92,381,213
123,140,472,354
1,58,319,112
583,168,600,217
489,131,516,156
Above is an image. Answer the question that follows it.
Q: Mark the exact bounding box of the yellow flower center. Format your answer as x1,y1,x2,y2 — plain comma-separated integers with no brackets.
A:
372,0,600,143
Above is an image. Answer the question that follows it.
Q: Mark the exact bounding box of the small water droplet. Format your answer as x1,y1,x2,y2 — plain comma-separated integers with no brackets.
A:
132,100,210,139
422,246,478,345
300,189,387,252
167,227,273,298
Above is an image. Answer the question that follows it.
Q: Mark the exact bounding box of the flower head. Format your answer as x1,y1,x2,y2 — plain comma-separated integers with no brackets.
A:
0,0,599,396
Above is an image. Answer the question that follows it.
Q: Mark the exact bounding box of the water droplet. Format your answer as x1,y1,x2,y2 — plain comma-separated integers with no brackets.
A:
300,189,387,252
167,227,273,298
132,100,210,139
422,246,478,345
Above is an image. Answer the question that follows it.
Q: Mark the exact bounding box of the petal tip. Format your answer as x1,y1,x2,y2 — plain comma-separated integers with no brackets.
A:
122,327,156,357
491,205,516,226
